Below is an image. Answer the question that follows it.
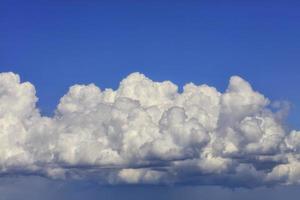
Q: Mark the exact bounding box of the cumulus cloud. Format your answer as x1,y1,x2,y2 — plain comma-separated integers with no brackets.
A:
0,71,300,187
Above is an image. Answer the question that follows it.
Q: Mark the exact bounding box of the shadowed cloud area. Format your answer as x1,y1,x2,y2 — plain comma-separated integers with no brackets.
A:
1,71,300,188
1,176,300,200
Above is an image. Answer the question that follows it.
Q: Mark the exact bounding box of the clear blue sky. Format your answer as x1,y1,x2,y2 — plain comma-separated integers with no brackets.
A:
1,0,300,125
1,0,300,199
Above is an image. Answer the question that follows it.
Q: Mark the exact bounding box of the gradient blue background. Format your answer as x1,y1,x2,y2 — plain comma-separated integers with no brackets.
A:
1,0,300,199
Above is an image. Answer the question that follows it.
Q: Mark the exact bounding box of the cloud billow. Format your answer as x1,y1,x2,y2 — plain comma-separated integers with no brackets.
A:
0,71,299,187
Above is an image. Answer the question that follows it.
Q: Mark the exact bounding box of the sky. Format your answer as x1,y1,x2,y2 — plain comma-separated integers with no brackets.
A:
1,0,300,199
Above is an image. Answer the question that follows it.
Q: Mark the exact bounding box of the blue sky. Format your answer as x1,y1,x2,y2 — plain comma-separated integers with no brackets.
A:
1,0,300,127
1,0,300,199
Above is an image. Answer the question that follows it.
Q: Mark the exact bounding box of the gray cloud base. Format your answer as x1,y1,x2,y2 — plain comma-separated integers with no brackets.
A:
0,72,299,187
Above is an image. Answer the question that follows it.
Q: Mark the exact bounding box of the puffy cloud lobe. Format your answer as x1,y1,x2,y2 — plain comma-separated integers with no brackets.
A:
0,71,300,187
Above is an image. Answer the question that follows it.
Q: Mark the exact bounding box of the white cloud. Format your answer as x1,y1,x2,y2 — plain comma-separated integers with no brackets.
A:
0,71,300,187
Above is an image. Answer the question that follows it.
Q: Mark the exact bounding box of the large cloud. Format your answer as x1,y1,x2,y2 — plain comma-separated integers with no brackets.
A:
0,71,299,187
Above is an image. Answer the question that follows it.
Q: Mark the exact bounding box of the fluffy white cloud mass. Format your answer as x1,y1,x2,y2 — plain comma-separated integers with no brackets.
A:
0,71,300,187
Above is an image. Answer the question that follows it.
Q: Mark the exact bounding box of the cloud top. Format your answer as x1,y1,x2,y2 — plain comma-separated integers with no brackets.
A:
0,72,300,187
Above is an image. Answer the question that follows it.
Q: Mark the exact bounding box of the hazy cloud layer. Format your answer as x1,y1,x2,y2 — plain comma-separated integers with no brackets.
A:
0,72,300,187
